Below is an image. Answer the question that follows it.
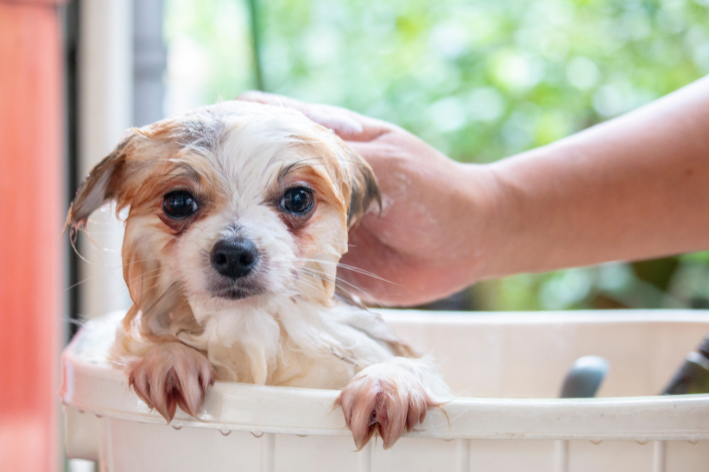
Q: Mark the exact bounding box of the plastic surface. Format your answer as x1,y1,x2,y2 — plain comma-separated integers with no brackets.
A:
62,310,709,472
559,356,609,398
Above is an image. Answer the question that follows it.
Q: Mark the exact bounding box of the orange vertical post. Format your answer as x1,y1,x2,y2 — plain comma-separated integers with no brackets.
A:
0,2,66,472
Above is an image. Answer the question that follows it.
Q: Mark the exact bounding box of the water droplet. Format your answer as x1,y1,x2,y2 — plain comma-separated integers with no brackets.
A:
172,425,182,430
296,434,307,438
251,431,264,438
636,440,648,445
219,429,231,436
688,440,699,445
590,440,603,445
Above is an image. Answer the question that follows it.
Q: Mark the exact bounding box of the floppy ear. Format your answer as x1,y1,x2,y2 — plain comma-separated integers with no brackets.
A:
65,132,136,232
345,148,381,229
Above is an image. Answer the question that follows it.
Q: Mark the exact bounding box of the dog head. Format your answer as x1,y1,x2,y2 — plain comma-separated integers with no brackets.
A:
67,102,379,329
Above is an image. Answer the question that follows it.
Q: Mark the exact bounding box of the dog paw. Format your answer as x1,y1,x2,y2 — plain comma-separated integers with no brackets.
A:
129,342,215,422
336,364,439,450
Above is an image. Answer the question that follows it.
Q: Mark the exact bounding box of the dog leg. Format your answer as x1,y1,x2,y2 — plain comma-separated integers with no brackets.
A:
336,357,447,450
129,342,215,422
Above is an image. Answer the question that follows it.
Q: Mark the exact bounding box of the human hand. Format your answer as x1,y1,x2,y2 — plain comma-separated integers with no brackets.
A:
237,92,502,306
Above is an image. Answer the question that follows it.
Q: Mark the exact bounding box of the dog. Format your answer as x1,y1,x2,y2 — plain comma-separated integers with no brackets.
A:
66,101,450,449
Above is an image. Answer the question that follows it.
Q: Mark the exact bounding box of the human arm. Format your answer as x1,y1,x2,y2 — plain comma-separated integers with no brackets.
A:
238,77,709,306
486,76,709,278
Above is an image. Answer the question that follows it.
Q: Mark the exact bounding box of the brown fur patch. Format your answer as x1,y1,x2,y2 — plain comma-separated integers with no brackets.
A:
65,133,135,232
344,147,381,228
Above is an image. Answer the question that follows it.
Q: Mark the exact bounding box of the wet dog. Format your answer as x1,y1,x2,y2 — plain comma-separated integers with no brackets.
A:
66,101,449,449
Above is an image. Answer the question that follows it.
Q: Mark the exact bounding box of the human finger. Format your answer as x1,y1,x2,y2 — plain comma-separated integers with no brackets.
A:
237,91,392,142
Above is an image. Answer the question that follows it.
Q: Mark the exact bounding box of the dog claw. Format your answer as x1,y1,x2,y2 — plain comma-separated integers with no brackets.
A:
336,367,438,450
129,342,215,422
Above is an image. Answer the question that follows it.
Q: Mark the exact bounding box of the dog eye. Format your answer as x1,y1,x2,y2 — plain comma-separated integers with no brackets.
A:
281,187,314,215
163,191,198,219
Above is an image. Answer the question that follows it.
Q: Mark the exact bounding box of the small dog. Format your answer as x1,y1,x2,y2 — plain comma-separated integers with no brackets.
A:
66,101,449,449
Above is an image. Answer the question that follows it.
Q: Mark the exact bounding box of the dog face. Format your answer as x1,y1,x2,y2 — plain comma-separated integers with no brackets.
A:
67,102,379,326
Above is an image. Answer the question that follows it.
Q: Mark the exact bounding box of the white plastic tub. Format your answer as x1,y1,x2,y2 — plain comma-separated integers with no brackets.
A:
62,310,709,472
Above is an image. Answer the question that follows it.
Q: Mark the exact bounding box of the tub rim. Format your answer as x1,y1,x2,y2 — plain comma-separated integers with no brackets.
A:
62,310,709,442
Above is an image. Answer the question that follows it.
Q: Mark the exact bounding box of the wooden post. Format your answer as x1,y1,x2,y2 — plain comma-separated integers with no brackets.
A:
0,1,66,472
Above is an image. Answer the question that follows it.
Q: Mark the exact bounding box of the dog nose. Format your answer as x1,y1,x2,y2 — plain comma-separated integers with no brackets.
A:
210,238,259,279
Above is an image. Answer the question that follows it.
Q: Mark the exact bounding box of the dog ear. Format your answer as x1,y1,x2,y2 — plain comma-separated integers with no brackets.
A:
65,132,136,232
345,148,381,229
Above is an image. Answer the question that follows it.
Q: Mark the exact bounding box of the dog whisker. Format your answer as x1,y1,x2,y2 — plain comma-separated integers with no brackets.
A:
294,258,399,285
295,267,372,301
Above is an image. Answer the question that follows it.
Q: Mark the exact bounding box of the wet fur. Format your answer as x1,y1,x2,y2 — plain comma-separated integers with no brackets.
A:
67,101,449,449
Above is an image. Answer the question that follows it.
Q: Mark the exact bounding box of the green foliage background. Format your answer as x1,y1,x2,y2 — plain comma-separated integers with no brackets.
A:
165,0,709,311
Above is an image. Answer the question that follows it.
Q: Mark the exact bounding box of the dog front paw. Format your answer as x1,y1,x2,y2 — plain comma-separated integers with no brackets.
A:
336,364,439,450
129,342,215,422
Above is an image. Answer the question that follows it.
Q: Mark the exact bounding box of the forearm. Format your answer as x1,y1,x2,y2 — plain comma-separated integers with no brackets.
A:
480,76,709,279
